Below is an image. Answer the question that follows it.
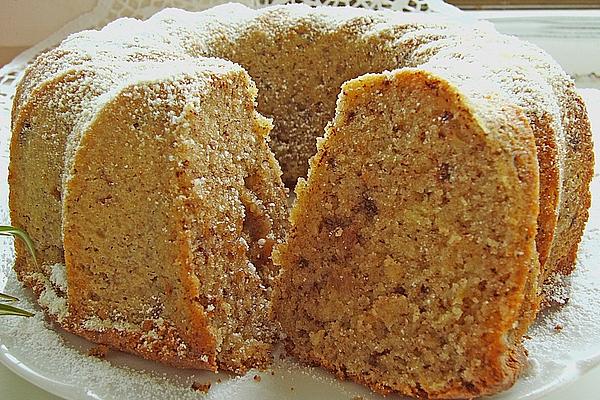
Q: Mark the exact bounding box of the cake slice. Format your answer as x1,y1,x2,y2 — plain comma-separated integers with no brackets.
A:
11,57,288,373
273,69,540,398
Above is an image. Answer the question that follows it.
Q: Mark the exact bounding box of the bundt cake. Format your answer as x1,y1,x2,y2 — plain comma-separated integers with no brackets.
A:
9,2,593,398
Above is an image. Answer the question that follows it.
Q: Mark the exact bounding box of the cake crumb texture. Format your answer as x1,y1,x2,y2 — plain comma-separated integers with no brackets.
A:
274,70,543,398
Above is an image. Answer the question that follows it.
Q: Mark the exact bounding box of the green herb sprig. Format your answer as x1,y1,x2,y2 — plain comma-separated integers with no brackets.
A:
0,225,35,317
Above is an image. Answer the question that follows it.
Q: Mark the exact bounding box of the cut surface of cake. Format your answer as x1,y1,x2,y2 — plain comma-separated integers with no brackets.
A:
273,69,540,398
9,2,594,396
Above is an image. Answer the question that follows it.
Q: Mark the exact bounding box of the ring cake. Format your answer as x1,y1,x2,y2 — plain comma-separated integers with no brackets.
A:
9,3,593,398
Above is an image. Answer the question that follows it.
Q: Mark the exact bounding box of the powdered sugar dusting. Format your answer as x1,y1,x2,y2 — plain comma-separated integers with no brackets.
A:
542,272,571,305
49,263,68,292
38,284,69,322
83,316,140,333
